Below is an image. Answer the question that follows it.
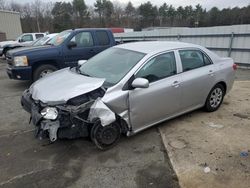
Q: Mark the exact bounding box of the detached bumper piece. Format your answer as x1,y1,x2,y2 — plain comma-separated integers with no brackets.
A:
21,89,32,113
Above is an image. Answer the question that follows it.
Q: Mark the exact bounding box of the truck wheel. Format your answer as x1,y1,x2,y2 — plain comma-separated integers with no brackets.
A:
3,48,10,58
91,121,121,150
33,64,57,81
204,84,225,112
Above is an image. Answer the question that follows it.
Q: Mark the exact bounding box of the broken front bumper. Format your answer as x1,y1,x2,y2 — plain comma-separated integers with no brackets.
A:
21,89,90,142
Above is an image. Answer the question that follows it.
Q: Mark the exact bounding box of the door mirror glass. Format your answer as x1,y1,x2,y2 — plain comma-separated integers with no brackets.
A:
78,60,87,66
132,78,149,89
68,41,77,49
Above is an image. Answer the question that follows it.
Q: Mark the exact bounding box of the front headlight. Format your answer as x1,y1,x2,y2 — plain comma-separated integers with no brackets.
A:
41,107,58,120
14,56,28,66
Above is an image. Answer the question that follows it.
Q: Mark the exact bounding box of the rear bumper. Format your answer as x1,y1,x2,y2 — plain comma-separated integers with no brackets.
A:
7,66,32,80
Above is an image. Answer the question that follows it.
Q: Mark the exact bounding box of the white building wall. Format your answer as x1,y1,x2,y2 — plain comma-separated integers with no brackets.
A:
0,10,22,40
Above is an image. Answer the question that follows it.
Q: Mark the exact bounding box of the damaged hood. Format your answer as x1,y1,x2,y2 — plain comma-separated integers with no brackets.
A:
30,68,105,104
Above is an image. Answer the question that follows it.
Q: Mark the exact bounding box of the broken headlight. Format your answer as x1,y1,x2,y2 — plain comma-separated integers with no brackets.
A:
41,107,58,120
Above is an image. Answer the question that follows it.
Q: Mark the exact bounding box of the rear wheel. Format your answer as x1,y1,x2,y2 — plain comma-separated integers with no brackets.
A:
204,84,225,112
33,64,57,81
91,121,121,150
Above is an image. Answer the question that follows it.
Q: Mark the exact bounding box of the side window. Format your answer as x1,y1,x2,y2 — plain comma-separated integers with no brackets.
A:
35,34,44,39
21,34,33,42
96,31,110,45
70,32,94,47
179,50,211,72
204,54,212,65
135,52,176,83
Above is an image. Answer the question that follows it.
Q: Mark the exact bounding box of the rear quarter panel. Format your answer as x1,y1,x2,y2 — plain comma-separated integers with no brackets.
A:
214,57,235,94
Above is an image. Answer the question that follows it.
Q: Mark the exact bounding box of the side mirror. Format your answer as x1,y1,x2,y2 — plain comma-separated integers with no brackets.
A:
68,41,77,49
19,38,24,43
78,60,87,66
131,78,149,89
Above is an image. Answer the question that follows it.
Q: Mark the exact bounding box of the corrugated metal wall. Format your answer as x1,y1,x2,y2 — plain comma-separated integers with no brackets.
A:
114,25,250,65
0,10,22,41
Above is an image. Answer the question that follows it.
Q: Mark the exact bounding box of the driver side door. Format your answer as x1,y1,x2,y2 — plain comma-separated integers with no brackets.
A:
63,31,97,67
129,51,182,132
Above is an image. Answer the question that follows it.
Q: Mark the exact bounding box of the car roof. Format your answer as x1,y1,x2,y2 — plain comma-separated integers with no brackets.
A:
116,41,203,54
65,28,111,32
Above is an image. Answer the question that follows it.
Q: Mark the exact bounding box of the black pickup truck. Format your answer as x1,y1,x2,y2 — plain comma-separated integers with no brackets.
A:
6,28,116,81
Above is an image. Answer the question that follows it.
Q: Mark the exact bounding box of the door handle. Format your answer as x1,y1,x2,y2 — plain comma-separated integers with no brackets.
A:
172,81,180,88
89,49,95,53
208,70,214,76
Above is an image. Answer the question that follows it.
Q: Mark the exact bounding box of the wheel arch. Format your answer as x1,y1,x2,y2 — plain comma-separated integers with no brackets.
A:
32,60,58,74
216,81,227,94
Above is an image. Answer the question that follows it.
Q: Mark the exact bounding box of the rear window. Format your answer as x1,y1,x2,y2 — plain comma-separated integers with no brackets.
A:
179,50,212,72
35,34,44,39
96,31,110,46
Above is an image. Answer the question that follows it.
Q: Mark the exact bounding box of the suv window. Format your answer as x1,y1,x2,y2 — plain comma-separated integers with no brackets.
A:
179,50,212,72
35,34,44,39
70,32,94,47
135,52,176,83
96,31,110,45
21,34,33,42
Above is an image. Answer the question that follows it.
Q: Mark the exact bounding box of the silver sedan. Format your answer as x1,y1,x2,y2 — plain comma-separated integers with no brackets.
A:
21,41,236,149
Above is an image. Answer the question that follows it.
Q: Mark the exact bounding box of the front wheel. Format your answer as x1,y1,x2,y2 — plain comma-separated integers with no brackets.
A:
204,84,225,112
33,64,57,81
3,48,10,58
91,121,121,150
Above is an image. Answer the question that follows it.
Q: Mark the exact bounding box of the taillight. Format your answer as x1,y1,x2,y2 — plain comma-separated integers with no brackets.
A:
232,63,237,70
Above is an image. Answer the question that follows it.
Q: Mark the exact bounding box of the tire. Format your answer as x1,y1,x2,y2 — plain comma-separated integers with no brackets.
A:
204,84,225,112
33,64,57,81
90,121,121,150
3,48,10,58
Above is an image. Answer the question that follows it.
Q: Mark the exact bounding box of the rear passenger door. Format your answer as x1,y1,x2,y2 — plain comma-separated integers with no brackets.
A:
178,49,216,111
63,31,97,67
94,30,113,53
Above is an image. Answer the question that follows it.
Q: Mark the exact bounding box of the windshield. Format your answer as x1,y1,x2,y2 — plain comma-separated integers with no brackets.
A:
49,31,71,46
32,36,49,46
79,47,145,87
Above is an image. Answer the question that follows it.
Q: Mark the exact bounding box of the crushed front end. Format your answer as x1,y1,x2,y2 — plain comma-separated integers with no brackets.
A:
21,88,105,142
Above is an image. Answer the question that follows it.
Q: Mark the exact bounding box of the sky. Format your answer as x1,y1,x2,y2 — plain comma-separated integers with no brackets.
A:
8,0,250,10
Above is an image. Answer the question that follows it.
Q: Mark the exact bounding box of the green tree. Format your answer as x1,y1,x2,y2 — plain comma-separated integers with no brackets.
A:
138,1,158,28
208,7,220,26
159,3,168,26
94,0,114,27
103,0,113,26
52,2,73,31
72,0,88,27
125,1,135,27
167,5,176,26
184,6,194,26
194,4,203,27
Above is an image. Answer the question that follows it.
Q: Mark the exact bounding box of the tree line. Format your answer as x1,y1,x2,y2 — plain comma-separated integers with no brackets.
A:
0,0,250,33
